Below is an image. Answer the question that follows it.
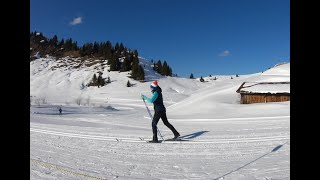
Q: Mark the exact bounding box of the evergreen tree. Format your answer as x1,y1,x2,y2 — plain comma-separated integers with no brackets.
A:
190,73,194,79
115,42,120,53
162,61,168,76
131,54,143,80
49,35,58,47
110,57,118,71
133,49,139,57
138,65,145,81
100,41,112,60
103,43,112,60
127,80,131,87
200,76,204,82
92,74,97,83
131,61,139,79
86,43,93,55
121,57,131,72
93,42,99,54
72,41,78,51
116,57,122,71
119,42,124,53
168,67,173,76
58,38,64,48
97,74,105,87
64,38,73,51
156,60,162,74
87,74,98,87
106,77,111,84
153,62,156,71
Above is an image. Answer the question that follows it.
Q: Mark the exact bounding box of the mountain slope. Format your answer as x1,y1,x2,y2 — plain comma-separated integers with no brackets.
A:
167,63,290,118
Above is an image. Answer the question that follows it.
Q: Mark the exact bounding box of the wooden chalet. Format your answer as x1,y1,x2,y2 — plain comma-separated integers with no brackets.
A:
236,82,290,104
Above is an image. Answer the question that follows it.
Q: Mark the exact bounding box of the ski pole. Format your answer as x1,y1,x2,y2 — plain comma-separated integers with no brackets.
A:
141,94,164,141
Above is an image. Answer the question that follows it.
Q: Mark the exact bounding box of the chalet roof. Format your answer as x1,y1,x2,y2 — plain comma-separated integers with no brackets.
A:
236,82,290,94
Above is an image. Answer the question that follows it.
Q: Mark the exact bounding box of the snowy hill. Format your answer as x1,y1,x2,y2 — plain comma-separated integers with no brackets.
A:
31,57,290,118
30,56,213,105
167,63,290,118
30,59,290,180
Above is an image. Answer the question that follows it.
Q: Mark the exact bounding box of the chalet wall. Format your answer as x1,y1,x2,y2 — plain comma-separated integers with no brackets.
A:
240,93,290,104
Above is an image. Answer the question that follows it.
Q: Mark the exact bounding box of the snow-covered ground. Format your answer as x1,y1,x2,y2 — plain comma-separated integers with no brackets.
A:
30,59,290,179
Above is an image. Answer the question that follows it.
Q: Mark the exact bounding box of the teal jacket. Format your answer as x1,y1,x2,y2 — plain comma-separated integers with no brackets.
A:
143,91,159,103
143,86,166,112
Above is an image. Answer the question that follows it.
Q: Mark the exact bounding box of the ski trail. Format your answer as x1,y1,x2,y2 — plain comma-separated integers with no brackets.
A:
30,128,289,144
144,115,289,122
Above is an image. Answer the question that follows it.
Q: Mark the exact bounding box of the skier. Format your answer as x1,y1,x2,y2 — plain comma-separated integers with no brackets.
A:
59,107,62,115
142,80,180,143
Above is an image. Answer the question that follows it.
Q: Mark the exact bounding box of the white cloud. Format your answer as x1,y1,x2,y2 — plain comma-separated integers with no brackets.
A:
218,50,231,57
70,17,82,26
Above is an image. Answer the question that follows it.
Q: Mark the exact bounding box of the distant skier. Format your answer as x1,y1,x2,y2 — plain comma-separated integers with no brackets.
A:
142,80,180,143
59,107,62,115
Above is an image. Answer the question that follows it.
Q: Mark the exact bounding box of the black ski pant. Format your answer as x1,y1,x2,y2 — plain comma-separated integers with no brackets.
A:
152,111,179,140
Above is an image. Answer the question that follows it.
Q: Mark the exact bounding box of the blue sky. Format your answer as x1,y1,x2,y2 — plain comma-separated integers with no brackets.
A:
30,0,289,77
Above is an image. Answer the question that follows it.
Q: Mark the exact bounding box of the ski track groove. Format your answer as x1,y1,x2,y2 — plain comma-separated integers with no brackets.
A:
30,128,289,144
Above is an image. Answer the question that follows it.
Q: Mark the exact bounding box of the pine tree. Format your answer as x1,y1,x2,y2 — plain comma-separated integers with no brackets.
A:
64,38,73,51
162,61,168,76
127,80,131,87
93,42,99,55
138,65,145,81
86,43,93,56
115,42,120,53
130,56,144,80
97,74,105,87
131,62,139,79
50,35,58,47
71,41,78,51
92,74,97,83
119,43,124,53
58,38,64,48
110,57,118,71
190,73,194,79
122,57,131,72
88,74,98,87
103,41,112,60
133,49,139,57
153,62,157,71
106,77,111,84
168,67,172,76
116,57,121,71
156,60,162,74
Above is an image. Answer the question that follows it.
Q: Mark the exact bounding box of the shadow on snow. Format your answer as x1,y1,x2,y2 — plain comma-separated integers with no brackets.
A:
213,141,289,180
180,131,209,140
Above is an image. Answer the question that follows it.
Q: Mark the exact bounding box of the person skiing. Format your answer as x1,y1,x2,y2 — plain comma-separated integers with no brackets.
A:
59,107,62,115
142,80,180,143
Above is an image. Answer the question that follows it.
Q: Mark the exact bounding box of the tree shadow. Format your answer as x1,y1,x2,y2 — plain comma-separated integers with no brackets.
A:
180,131,209,140
213,141,289,180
